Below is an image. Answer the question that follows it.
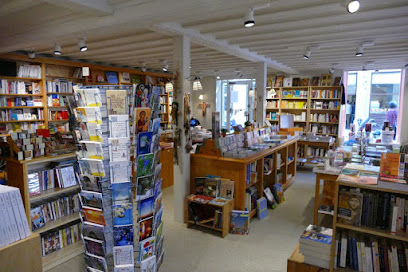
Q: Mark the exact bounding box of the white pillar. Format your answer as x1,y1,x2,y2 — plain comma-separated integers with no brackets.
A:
255,62,267,125
399,69,407,143
173,35,191,223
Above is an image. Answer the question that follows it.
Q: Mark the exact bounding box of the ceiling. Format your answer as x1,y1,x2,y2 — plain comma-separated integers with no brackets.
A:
0,0,407,77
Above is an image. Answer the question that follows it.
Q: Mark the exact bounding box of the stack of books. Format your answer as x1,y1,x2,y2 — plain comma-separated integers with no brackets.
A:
299,225,332,269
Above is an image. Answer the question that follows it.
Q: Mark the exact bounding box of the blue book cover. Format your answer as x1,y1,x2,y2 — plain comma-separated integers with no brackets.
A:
112,182,132,205
299,230,332,245
256,197,268,220
105,72,119,84
113,203,132,226
138,196,155,220
230,210,249,235
137,131,153,155
113,225,134,246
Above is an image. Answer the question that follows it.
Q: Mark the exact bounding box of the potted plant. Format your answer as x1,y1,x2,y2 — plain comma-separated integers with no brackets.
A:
221,128,228,137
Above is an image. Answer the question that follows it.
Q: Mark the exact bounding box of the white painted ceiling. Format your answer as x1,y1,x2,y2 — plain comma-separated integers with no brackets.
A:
0,0,407,77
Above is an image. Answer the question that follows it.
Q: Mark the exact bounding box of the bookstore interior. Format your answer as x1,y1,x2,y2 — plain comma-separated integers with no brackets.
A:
0,1,407,272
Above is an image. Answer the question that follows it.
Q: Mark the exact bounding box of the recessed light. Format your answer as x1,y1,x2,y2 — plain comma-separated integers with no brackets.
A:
345,0,360,13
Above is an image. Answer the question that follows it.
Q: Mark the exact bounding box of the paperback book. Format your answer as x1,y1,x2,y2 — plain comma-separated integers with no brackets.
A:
230,210,249,235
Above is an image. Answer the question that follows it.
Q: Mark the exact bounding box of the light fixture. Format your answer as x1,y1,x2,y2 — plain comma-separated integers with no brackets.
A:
329,68,335,74
165,81,173,93
78,38,87,52
141,63,147,72
362,65,367,71
244,8,255,27
28,50,35,59
162,60,168,72
198,94,204,100
303,49,311,59
216,75,221,79
54,43,61,55
344,0,360,13
356,46,363,56
192,77,203,91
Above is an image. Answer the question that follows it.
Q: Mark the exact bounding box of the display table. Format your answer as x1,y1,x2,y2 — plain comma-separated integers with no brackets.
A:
287,244,329,272
312,166,340,225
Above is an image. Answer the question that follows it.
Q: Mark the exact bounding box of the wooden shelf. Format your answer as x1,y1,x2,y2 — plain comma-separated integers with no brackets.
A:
281,108,307,111
42,240,84,271
248,208,257,218
283,176,296,190
0,76,42,81
0,119,44,123
336,223,408,243
30,185,80,203
33,213,81,234
287,159,295,165
48,119,69,122
0,106,43,109
310,109,340,111
7,152,77,165
46,92,74,95
266,97,280,100
187,220,222,232
294,121,307,123
280,162,286,168
338,180,408,195
45,75,85,80
246,180,257,189
311,98,341,100
266,108,279,111
309,122,339,124
310,86,341,88
47,106,68,109
281,98,308,100
0,93,43,97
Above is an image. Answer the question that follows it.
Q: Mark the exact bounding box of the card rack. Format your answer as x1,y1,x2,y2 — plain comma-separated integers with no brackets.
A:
73,84,165,271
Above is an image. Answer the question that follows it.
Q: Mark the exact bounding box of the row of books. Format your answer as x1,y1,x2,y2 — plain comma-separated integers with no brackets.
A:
30,194,80,231
0,97,42,107
281,90,308,99
46,80,77,93
41,222,82,256
0,80,41,95
0,109,43,121
306,147,328,158
310,125,338,135
310,100,340,110
17,64,41,79
213,210,223,229
6,122,44,134
47,94,67,107
280,100,306,109
48,110,69,121
299,225,332,269
334,231,408,271
194,176,235,199
245,186,258,211
310,113,338,123
28,164,78,195
266,100,279,109
0,185,31,248
246,161,258,185
311,89,340,99
266,112,279,120
268,75,341,88
293,112,307,121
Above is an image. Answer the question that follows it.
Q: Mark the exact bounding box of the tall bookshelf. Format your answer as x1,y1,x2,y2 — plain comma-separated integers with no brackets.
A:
0,53,173,135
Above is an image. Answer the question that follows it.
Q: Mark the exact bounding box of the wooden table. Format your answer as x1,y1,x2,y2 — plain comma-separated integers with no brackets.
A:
312,166,340,225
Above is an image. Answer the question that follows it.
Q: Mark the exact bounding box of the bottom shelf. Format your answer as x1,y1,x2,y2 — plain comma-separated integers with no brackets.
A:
187,220,222,232
42,240,84,271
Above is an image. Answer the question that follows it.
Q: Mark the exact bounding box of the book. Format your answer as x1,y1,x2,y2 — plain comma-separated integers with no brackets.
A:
137,131,153,155
272,183,284,204
83,222,105,241
30,206,45,231
263,187,278,209
137,175,154,200
257,197,268,220
131,75,141,84
292,78,300,86
194,177,206,195
110,161,131,184
138,196,155,220
80,174,102,193
135,107,151,133
136,153,154,177
203,178,218,198
208,197,230,206
337,190,363,226
230,210,249,235
113,245,134,266
311,77,320,86
274,75,283,87
112,182,132,205
139,216,154,241
113,225,134,246
187,194,213,204
106,89,127,115
109,138,130,162
121,72,131,83
334,77,342,86
113,203,133,226
218,179,234,199
105,72,119,84
301,78,310,86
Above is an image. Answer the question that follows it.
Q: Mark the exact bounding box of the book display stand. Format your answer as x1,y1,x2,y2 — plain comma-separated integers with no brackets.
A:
74,84,165,272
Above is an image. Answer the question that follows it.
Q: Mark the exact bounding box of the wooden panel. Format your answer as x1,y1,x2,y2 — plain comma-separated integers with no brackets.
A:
221,200,234,238
160,148,174,188
6,160,30,221
287,244,329,272
0,234,42,272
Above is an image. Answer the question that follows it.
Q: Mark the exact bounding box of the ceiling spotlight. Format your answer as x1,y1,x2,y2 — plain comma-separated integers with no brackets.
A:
216,75,221,79
78,38,87,52
244,8,255,27
28,50,35,59
54,43,62,55
162,60,168,72
303,49,311,59
356,46,363,56
198,94,204,100
345,0,360,13
193,77,203,91
329,68,335,74
362,65,367,71
141,63,147,72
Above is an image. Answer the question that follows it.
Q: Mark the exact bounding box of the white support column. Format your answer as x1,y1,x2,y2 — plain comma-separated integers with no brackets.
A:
255,62,267,125
173,35,191,223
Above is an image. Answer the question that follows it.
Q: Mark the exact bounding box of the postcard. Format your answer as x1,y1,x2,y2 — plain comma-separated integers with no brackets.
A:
137,175,154,201
113,203,133,226
113,225,134,246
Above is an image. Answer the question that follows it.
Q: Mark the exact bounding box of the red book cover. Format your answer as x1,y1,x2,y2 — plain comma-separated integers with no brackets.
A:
36,129,50,137
62,111,69,120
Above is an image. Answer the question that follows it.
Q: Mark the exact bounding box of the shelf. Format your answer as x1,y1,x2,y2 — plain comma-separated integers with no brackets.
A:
338,181,408,196
48,119,69,122
266,98,279,100
310,122,339,124
42,240,84,271
283,176,296,190
187,220,222,232
315,133,338,136
310,86,341,88
264,170,272,176
334,268,355,272
311,98,341,100
50,131,71,135
33,212,81,234
294,121,307,123
159,94,168,96
45,75,85,80
281,108,307,111
336,223,408,243
30,185,80,203
0,94,43,97
281,98,308,100
8,152,77,165
266,119,279,122
246,180,257,189
287,159,295,165
0,76,42,81
0,119,44,123
310,109,340,111
266,108,279,111
248,208,257,218
0,106,43,109
46,92,74,95
280,162,286,168
47,106,68,109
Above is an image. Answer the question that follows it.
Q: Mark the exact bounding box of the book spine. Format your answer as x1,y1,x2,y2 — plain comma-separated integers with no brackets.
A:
365,244,373,272
391,245,399,272
3,190,20,242
356,238,363,272
373,241,380,272
391,204,399,234
340,232,348,267
8,189,25,239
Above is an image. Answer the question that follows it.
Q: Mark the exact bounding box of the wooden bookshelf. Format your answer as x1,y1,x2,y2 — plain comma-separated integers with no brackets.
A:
46,92,74,95
30,185,80,203
33,213,81,234
0,93,43,97
0,119,44,123
0,106,43,109
42,240,84,271
0,76,42,81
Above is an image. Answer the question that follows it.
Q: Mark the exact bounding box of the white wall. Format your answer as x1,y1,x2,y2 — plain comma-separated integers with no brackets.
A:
191,76,216,129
